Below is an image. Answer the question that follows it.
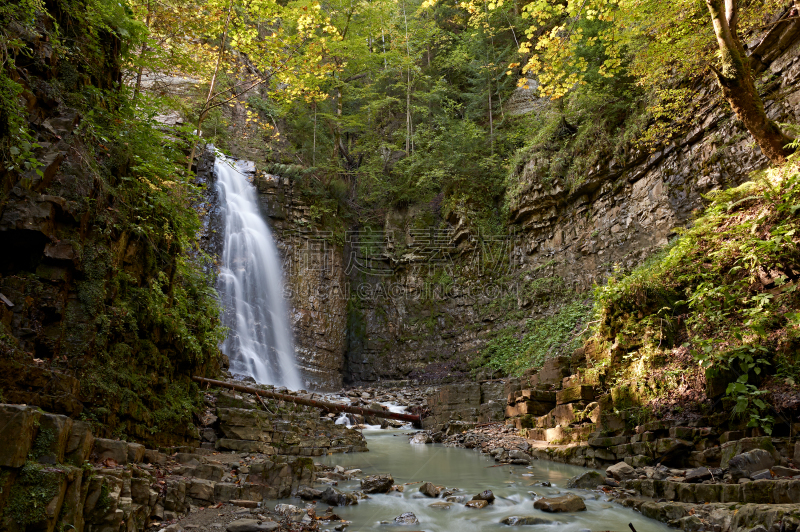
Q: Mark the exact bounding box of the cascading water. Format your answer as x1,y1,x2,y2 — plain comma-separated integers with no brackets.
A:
215,154,302,389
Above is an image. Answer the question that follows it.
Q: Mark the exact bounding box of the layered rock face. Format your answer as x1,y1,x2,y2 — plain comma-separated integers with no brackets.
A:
0,0,220,445
0,403,316,532
255,175,348,389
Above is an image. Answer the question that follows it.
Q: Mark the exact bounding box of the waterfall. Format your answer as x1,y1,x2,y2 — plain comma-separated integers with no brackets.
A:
215,154,302,390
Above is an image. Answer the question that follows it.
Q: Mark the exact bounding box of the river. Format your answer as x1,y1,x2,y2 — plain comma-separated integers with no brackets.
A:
278,427,673,531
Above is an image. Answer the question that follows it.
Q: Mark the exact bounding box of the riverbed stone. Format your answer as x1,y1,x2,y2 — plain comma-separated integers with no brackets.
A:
410,432,432,444
321,487,358,506
508,449,531,464
394,512,419,524
420,482,441,497
361,474,394,494
533,493,586,512
501,516,552,525
465,499,489,509
226,519,279,532
297,487,323,500
216,439,274,454
567,470,604,488
471,490,495,503
429,501,451,509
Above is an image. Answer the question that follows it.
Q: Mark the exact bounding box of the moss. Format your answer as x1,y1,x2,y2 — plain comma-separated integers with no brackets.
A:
2,462,63,527
29,429,56,461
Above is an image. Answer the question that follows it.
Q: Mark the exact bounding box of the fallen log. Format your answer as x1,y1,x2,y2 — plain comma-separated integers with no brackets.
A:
192,376,423,428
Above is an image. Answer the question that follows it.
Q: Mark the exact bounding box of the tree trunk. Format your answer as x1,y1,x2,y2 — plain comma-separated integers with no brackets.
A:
186,1,233,172
133,0,152,102
705,0,793,164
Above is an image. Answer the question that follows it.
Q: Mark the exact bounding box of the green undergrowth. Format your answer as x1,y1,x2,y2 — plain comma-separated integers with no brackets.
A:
471,297,592,377
591,158,800,433
1,0,224,446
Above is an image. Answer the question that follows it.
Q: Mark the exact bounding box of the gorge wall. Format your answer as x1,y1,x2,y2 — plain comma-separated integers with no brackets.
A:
245,15,800,388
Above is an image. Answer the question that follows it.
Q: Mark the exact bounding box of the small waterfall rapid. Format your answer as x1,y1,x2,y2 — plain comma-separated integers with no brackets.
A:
215,154,302,389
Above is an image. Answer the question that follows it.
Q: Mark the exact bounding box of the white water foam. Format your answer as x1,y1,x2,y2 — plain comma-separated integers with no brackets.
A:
215,154,302,389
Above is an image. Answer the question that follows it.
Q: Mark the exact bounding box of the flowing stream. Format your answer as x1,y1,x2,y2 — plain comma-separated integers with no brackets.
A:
274,429,672,532
215,155,302,389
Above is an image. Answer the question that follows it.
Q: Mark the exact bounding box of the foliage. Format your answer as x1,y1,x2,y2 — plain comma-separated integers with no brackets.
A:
2,462,61,527
593,158,800,433
474,298,592,376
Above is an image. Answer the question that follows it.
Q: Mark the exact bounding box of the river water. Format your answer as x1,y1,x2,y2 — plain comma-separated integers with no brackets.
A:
303,428,671,532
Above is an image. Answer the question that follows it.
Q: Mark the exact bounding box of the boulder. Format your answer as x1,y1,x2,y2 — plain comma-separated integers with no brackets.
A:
394,512,419,524
501,516,552,525
533,493,587,513
187,479,216,504
419,482,441,497
750,469,772,480
567,470,604,488
296,487,323,500
127,442,145,463
0,405,42,467
321,487,358,506
227,519,280,532
93,438,129,464
606,462,636,481
508,450,531,464
361,474,394,494
471,490,495,503
728,449,775,481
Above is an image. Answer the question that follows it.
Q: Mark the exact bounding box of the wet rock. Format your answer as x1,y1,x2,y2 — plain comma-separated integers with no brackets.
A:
394,512,419,524
445,495,466,503
465,499,489,509
429,502,451,509
533,493,587,512
508,450,531,464
410,432,432,444
567,470,604,489
361,474,394,494
471,490,495,503
296,487,323,500
728,449,775,481
321,487,358,506
226,519,280,532
606,462,636,481
501,516,552,525
419,482,441,497
274,504,305,522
